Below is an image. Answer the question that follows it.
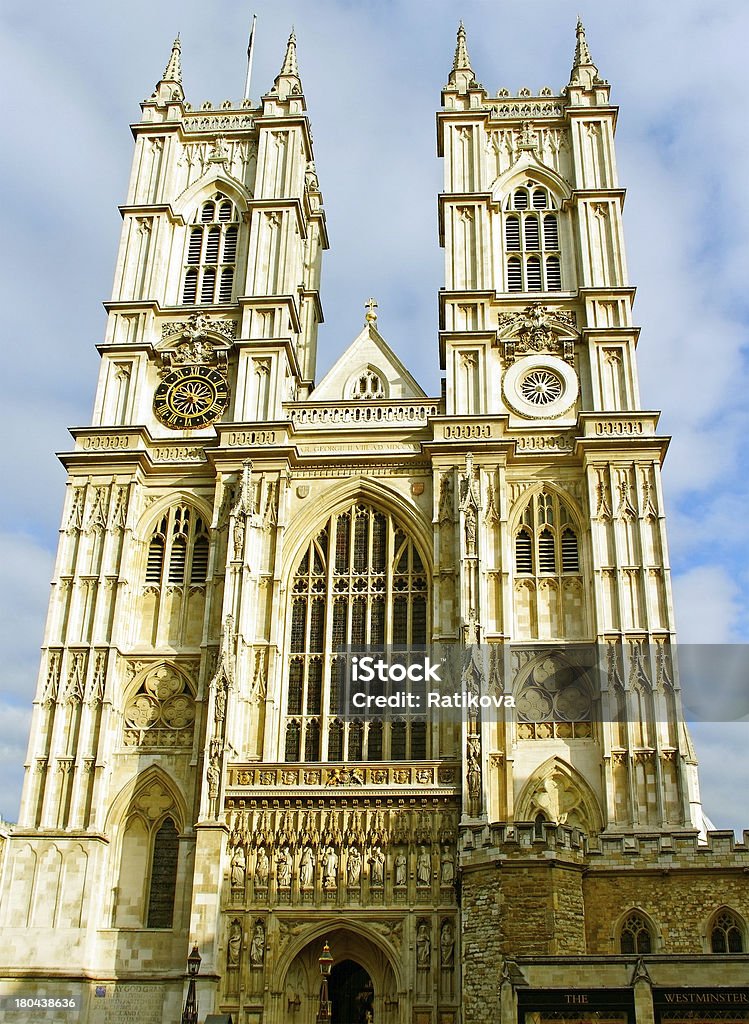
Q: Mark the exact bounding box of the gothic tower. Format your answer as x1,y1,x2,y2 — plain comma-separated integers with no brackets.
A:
0,20,747,1024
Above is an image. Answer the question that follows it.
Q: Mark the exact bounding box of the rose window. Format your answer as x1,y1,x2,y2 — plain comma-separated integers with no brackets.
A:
519,369,563,405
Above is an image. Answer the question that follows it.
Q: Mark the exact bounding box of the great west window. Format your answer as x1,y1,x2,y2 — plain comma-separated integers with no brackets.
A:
285,502,429,762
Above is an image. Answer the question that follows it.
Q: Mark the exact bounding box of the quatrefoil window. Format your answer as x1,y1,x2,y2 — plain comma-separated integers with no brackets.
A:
124,665,196,748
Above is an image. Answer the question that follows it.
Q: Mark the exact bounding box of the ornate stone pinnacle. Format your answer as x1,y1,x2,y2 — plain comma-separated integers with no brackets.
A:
573,17,593,67
161,34,182,84
452,21,473,72
279,28,299,78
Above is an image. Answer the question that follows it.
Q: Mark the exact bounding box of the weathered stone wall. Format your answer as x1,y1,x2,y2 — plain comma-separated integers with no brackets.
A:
461,866,504,1024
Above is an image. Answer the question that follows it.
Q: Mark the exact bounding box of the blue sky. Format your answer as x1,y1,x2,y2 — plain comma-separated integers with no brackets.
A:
1,0,748,833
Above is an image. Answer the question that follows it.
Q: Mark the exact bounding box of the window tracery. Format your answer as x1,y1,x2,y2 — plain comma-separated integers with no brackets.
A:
620,910,654,954
710,909,744,953
123,664,196,748
181,192,239,305
350,369,385,400
504,183,562,293
285,502,428,762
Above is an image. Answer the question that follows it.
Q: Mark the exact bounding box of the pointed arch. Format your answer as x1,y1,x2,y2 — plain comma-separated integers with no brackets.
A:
134,490,214,544
281,476,432,584
274,922,405,996
706,906,746,953
614,906,659,954
104,763,188,835
508,482,584,534
173,170,251,220
490,152,572,206
515,756,603,834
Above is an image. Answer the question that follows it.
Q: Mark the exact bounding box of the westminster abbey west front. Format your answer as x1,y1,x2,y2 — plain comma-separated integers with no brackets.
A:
0,19,748,1024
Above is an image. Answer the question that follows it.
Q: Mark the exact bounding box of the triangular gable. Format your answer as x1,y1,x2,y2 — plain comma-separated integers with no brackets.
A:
310,322,427,401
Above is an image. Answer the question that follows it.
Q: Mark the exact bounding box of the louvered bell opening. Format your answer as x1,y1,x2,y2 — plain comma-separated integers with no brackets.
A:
505,216,521,251
546,256,562,290
145,535,165,584
524,216,540,250
219,267,234,303
201,201,215,223
507,257,522,291
515,530,533,574
190,535,209,582
543,214,559,250
200,268,216,304
561,528,579,572
205,226,220,264
218,200,233,222
168,538,187,583
538,529,556,573
513,188,528,210
182,268,198,304
187,228,202,264
526,256,542,290
223,225,238,263
532,188,547,209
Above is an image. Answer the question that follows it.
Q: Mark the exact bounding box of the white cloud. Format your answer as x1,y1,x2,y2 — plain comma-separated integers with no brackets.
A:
672,565,741,643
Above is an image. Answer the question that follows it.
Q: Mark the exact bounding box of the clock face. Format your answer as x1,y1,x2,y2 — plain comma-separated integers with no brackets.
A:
153,364,229,429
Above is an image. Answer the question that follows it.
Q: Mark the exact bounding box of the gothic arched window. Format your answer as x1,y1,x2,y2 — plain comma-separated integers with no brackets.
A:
512,489,585,641
710,909,744,953
285,502,428,762
514,491,580,578
350,369,385,400
620,911,654,954
504,183,562,293
146,816,180,928
141,504,211,647
182,193,240,305
145,505,210,587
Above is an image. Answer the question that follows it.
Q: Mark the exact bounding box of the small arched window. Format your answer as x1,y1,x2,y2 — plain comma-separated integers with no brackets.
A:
711,910,744,953
146,817,180,928
620,911,654,954
504,183,562,292
144,505,210,588
350,369,385,400
182,192,240,305
514,490,581,578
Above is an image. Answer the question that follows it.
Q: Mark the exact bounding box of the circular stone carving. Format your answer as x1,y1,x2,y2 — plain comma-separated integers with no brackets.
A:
503,355,578,419
519,369,563,405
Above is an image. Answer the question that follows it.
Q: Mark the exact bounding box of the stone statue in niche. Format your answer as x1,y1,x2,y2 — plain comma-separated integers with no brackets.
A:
416,846,431,887
347,846,362,885
440,848,455,886
322,845,338,888
230,846,246,888
467,735,481,802
440,920,455,968
276,846,292,887
250,920,265,967
394,850,407,887
464,505,477,554
369,846,385,886
416,922,431,968
227,920,242,967
299,845,314,888
255,846,269,885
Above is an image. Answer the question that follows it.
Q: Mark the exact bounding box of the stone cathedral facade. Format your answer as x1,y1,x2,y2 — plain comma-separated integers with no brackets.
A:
1,21,748,1024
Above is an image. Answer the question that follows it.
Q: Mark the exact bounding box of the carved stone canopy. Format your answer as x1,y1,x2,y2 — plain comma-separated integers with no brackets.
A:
157,312,237,373
497,302,577,365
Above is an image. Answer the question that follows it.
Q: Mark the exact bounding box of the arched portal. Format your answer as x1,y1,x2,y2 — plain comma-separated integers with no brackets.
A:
330,958,374,1024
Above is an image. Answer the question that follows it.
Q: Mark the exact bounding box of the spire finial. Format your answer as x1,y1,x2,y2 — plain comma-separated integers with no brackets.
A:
568,16,600,89
452,21,473,73
365,297,378,326
280,28,299,78
161,35,182,84
573,16,593,68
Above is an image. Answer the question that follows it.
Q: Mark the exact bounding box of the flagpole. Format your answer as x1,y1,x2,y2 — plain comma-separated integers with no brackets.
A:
243,13,257,102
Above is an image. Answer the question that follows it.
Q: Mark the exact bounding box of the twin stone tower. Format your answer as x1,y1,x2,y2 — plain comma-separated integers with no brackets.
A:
1,22,747,1024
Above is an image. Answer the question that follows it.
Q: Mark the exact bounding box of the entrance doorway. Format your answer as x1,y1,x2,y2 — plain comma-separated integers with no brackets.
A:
329,958,374,1024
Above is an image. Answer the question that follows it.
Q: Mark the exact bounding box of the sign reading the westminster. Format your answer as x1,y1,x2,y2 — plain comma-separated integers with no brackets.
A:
0,13,746,1024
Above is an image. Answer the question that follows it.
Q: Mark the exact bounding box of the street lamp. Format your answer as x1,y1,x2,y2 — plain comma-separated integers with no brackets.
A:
317,941,333,1023
181,945,202,1024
